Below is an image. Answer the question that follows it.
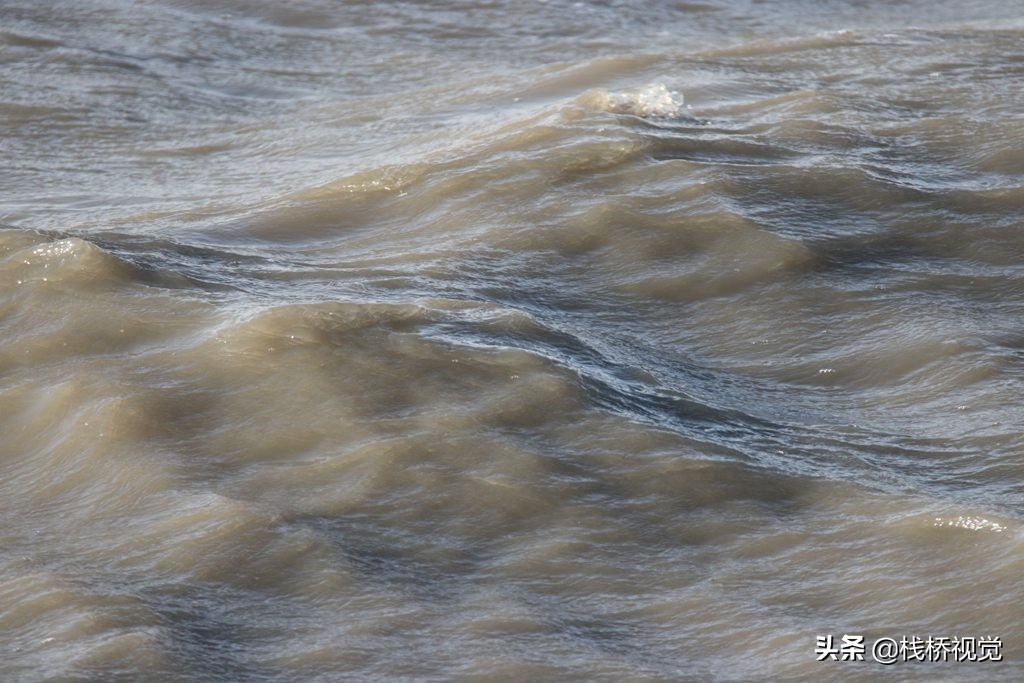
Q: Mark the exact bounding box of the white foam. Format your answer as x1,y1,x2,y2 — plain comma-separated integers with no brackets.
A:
933,515,1007,533
601,82,686,118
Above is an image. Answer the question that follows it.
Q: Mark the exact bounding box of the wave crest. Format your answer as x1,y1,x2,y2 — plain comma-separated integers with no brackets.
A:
588,82,687,118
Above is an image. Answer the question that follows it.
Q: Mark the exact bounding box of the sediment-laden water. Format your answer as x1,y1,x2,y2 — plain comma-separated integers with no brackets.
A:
2,1,1023,680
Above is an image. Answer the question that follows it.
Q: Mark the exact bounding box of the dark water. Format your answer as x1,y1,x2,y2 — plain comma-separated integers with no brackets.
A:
2,1,1023,680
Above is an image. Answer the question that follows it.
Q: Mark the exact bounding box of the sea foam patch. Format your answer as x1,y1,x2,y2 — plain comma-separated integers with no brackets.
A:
589,82,687,118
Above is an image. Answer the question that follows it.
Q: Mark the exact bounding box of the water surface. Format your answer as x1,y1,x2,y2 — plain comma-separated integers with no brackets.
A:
2,1,1023,680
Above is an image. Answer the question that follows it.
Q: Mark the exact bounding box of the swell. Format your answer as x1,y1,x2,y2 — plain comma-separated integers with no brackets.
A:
4,222,1016,512
4,12,1024,680
5,26,1020,504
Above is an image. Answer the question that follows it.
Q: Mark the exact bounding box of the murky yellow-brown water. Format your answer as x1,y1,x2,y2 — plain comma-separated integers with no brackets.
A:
2,1,1023,680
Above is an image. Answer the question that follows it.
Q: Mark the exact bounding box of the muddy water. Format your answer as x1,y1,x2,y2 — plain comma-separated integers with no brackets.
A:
2,1,1023,680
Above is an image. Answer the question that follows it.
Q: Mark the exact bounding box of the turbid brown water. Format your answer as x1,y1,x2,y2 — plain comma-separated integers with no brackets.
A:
2,1,1023,681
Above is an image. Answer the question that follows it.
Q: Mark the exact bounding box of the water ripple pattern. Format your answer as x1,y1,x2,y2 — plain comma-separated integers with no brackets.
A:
1,1,1023,681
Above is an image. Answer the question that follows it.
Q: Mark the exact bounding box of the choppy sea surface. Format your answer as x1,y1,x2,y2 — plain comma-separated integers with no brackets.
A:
2,1,1023,680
